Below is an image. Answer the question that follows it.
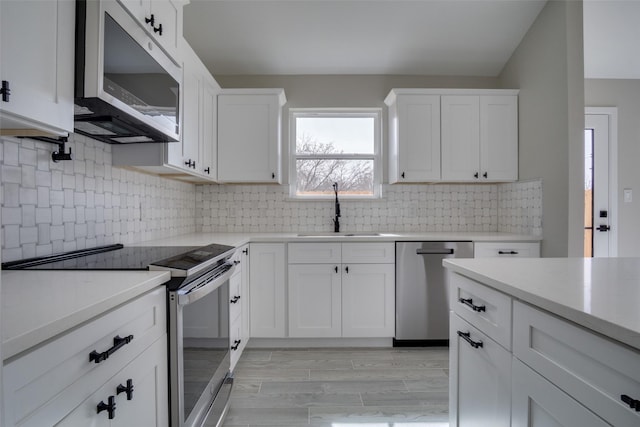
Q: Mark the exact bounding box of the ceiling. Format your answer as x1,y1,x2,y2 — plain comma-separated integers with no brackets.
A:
183,0,547,76
183,1,640,79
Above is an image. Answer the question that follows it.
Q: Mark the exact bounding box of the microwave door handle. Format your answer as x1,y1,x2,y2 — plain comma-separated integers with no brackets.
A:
177,266,236,306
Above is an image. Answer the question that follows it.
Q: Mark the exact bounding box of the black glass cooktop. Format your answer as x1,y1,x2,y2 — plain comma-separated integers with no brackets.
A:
1,243,235,271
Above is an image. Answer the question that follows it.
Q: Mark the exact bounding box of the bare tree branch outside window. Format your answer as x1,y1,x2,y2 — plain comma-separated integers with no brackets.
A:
295,133,373,196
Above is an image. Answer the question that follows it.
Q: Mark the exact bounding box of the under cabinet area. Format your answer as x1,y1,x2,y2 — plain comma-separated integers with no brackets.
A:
2,287,167,427
0,0,75,136
217,89,286,183
287,243,395,338
385,89,518,183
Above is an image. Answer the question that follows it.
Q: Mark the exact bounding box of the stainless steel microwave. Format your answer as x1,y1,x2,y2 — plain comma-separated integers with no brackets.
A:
74,0,181,144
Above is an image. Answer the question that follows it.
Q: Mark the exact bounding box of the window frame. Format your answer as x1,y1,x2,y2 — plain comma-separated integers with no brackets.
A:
288,108,383,200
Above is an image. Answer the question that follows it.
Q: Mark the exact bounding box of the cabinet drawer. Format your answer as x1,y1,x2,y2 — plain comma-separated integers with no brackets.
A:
514,301,640,426
288,243,341,264
449,313,511,427
229,268,242,323
3,288,166,427
450,273,512,350
342,242,394,264
474,242,540,258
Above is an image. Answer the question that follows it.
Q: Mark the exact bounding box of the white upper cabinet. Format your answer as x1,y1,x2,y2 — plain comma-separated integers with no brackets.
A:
385,89,518,183
117,0,183,61
0,0,74,137
217,89,286,183
385,92,441,183
441,94,518,182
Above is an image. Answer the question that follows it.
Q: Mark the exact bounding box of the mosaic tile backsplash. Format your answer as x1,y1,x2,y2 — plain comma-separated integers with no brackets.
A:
1,134,196,262
1,133,542,262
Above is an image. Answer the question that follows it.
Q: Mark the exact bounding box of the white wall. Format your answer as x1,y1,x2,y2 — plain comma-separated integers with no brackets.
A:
498,0,584,257
585,79,640,256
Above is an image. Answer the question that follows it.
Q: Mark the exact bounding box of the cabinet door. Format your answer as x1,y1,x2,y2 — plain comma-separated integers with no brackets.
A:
149,0,181,60
200,76,220,179
218,94,282,183
57,336,169,427
480,96,518,181
512,359,609,427
342,264,395,337
0,0,74,135
249,243,286,337
240,245,251,349
449,313,511,427
393,95,441,182
288,264,342,337
441,96,481,181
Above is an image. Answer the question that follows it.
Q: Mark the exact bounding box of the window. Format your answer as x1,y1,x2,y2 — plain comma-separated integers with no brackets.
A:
290,109,382,199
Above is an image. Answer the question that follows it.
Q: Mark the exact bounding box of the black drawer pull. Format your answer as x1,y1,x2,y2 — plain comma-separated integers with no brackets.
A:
459,298,486,312
230,295,240,303
498,250,519,255
231,339,241,350
89,335,134,364
153,23,163,36
621,394,640,411
457,331,483,349
117,379,134,401
97,396,116,419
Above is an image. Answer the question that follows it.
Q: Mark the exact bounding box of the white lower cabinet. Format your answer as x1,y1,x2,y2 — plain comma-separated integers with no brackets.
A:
449,312,511,427
511,358,609,427
230,244,250,371
449,271,639,426
56,336,168,427
249,243,286,338
474,241,540,258
287,243,395,338
2,287,167,427
288,264,342,337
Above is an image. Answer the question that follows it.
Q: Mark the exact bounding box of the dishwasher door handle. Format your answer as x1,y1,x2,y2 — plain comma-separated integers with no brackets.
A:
416,248,454,255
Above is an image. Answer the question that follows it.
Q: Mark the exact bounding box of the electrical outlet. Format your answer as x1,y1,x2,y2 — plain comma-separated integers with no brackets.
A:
624,188,633,203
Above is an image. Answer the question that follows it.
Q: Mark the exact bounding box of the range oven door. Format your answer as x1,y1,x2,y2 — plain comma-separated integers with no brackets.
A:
169,264,235,427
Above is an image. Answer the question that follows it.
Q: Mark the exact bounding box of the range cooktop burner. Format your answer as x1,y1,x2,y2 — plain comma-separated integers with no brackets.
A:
1,243,235,272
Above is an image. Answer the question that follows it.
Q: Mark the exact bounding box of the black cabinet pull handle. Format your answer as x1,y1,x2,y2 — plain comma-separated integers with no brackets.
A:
231,339,241,350
621,394,640,411
153,23,163,36
230,296,240,303
204,167,210,174
474,172,479,178
89,335,134,364
457,331,483,349
271,172,276,179
144,14,155,26
242,248,249,255
483,172,488,178
401,172,405,179
458,298,486,312
345,266,349,274
498,250,519,255
335,266,338,273
116,379,134,401
97,396,116,419
1,80,10,102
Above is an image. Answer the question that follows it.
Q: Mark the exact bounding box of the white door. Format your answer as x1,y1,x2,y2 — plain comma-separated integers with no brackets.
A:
585,110,617,257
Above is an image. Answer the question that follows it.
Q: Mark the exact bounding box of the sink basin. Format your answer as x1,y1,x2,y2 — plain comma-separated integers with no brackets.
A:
297,232,382,237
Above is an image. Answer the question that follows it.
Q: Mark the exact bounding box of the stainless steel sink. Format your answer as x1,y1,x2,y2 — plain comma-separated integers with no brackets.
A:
297,232,382,237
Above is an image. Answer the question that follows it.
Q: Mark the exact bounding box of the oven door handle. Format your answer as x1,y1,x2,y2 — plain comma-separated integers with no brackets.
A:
177,265,236,306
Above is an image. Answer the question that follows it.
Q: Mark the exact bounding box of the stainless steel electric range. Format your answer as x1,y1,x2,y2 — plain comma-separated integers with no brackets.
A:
2,242,238,427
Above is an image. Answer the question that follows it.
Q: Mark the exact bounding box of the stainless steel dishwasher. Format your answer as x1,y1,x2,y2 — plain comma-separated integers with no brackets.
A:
394,241,474,346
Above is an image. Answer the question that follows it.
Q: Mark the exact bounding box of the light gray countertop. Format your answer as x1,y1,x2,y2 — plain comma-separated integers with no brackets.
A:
443,257,640,352
1,270,170,360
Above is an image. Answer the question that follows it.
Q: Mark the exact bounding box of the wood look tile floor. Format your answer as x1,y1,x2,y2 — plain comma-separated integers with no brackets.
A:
221,347,450,427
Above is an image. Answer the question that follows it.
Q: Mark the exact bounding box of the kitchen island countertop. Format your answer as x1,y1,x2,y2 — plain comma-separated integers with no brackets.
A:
443,257,640,352
1,270,170,360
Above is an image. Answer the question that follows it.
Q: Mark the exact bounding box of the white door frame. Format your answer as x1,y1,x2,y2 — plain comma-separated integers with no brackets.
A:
585,107,618,257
